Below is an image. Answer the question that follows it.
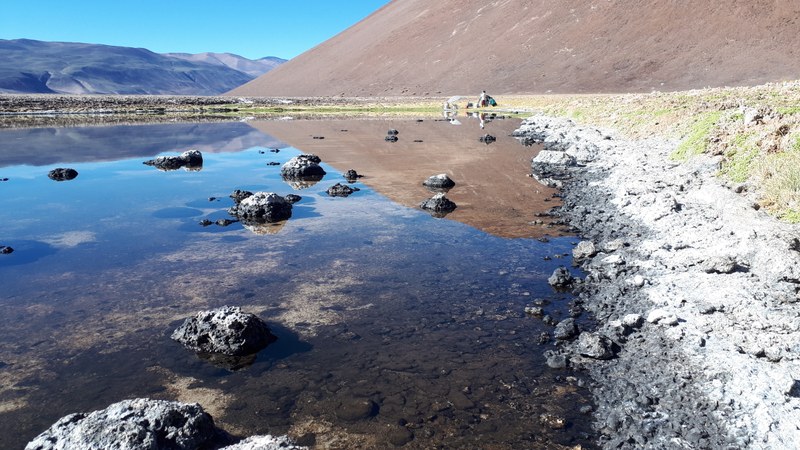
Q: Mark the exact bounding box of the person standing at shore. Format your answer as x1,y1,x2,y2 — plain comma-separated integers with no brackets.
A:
479,90,487,107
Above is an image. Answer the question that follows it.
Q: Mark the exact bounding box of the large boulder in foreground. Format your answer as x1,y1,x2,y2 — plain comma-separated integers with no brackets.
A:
228,192,292,224
171,306,275,356
24,398,218,450
281,154,326,178
144,150,203,172
222,435,307,450
25,398,307,450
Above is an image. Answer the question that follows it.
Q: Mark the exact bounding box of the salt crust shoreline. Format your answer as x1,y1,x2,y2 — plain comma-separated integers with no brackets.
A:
514,115,800,449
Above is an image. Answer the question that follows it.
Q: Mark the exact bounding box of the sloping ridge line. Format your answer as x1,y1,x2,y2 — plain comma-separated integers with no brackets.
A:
230,0,800,96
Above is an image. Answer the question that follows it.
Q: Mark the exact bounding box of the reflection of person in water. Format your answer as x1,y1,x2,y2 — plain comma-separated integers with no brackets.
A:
479,112,486,129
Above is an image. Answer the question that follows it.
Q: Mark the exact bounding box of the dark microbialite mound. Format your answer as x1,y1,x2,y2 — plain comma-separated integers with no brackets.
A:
230,0,800,97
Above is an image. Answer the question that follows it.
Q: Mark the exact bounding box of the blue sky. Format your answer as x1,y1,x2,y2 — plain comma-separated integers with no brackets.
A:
0,0,391,60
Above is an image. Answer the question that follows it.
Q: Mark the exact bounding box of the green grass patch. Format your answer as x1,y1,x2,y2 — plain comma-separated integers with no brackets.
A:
756,145,800,220
778,105,800,116
719,132,759,183
671,111,722,160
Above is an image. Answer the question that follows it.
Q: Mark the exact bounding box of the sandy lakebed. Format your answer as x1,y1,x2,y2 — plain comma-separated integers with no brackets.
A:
2,94,799,449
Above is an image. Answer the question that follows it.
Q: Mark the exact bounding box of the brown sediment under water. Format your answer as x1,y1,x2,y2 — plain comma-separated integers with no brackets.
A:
0,116,594,449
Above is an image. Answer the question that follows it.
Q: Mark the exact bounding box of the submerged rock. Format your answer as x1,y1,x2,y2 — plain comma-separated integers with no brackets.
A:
384,135,399,142
47,168,78,181
228,192,292,223
327,183,360,197
344,169,363,182
280,154,326,179
423,173,456,190
171,306,275,356
284,194,302,204
1,245,13,254
24,398,218,450
230,189,254,204
420,193,457,217
479,134,496,144
144,150,203,172
554,318,579,340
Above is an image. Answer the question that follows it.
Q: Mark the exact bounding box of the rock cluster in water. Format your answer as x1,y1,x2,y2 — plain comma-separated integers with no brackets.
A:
47,168,78,181
143,150,203,171
171,306,275,356
326,183,360,197
1,245,13,254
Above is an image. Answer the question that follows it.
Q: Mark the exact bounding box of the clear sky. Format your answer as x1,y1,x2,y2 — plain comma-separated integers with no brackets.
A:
0,0,391,60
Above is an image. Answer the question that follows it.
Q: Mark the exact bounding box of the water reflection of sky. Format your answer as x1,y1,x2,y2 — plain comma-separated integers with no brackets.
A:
0,121,591,450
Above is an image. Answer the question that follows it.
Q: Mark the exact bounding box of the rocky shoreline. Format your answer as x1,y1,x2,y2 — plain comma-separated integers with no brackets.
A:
514,116,800,449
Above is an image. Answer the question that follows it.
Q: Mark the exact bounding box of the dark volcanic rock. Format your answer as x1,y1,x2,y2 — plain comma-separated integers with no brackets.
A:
228,192,292,223
387,129,399,135
344,169,363,182
1,246,13,254
423,173,456,190
284,194,302,204
576,332,617,360
479,134,496,144
548,267,574,288
280,154,326,178
47,168,78,181
171,306,274,356
419,193,457,217
143,150,203,171
230,189,254,204
24,398,218,450
384,135,399,142
326,183,360,197
554,318,580,340
336,399,378,422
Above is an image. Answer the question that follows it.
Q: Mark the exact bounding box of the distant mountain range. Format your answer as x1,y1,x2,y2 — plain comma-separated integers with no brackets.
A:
0,39,286,95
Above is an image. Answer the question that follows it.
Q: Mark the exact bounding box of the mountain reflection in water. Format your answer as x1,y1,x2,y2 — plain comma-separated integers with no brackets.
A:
251,114,562,238
0,118,592,450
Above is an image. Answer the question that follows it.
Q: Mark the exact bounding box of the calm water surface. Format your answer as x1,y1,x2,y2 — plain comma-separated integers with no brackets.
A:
0,116,594,449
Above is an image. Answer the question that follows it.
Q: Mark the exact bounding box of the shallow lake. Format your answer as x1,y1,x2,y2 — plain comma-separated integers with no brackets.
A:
0,114,594,449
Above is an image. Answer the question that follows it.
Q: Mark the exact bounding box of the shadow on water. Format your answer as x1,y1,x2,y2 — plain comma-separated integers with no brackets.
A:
164,322,313,375
0,118,596,450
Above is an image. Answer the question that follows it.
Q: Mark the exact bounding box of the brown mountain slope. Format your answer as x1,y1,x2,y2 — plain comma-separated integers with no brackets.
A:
230,0,800,96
